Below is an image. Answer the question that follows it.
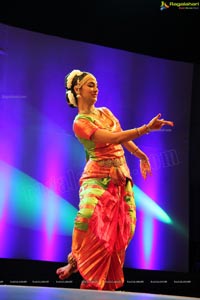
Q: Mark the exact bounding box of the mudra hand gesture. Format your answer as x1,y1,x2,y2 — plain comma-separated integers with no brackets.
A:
140,158,151,180
147,113,174,132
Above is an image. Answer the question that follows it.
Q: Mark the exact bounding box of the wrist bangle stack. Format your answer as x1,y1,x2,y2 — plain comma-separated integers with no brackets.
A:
135,125,150,137
140,157,149,162
144,124,150,134
131,147,139,155
135,128,141,137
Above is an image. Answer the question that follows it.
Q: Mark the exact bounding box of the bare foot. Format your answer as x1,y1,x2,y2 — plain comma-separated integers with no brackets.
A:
56,264,74,280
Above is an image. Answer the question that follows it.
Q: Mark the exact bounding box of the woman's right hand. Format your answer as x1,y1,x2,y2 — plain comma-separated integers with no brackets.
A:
147,113,174,132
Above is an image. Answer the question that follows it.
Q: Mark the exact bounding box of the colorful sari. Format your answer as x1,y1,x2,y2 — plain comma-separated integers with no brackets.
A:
70,107,136,290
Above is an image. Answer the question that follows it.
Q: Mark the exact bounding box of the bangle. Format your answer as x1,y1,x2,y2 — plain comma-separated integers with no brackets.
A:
140,158,149,162
131,147,139,155
135,128,141,136
144,124,150,134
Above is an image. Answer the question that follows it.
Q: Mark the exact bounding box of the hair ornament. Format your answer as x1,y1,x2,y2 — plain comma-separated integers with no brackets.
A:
66,90,78,107
66,70,83,89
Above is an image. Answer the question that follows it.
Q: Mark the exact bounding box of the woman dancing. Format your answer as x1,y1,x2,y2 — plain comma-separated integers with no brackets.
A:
56,69,174,290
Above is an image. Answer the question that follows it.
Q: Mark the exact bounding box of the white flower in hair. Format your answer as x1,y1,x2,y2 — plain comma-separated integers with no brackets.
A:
66,69,83,89
66,90,78,107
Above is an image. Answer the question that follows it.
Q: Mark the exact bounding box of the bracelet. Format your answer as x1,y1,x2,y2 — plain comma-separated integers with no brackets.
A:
131,147,139,155
144,124,150,134
135,128,141,136
140,158,149,162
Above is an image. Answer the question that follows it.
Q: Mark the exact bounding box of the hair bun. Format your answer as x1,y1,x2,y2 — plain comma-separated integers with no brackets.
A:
65,70,83,89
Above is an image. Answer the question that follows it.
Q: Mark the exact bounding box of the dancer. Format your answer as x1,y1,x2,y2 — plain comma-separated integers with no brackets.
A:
56,69,174,290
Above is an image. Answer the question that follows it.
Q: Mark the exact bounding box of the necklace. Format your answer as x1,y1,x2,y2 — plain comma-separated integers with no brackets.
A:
79,107,116,131
79,108,99,115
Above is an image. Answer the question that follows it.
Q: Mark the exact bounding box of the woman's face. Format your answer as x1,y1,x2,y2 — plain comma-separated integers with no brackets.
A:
79,79,98,105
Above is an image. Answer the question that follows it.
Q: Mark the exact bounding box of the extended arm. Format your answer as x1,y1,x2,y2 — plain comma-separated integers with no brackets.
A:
90,113,173,179
91,113,173,145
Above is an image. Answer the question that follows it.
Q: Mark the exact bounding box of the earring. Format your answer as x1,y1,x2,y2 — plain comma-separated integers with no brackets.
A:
76,94,80,98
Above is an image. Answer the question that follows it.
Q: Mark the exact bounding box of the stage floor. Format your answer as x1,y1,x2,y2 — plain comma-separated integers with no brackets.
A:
0,285,199,300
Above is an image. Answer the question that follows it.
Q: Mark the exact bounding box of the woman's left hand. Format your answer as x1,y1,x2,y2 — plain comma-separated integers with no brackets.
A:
140,158,152,180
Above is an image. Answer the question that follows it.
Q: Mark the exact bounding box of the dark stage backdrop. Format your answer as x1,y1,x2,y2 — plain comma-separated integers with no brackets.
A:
0,23,192,272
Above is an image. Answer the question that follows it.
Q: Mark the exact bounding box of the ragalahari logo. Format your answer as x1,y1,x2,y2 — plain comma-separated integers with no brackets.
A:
160,1,200,10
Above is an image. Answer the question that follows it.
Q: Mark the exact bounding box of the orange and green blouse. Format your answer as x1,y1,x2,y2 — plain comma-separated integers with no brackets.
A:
73,107,132,184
